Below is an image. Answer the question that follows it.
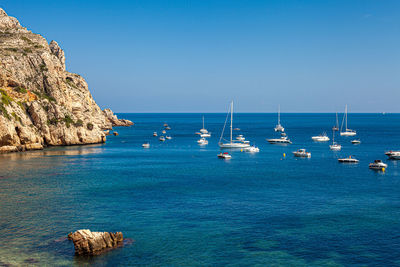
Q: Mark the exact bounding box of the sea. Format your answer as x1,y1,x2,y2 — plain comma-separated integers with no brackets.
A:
1,113,400,266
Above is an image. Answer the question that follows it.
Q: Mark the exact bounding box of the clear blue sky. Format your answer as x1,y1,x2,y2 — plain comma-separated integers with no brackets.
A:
2,0,399,112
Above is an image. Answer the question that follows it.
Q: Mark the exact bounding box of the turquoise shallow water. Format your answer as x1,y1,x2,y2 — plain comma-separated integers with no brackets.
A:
1,113,400,266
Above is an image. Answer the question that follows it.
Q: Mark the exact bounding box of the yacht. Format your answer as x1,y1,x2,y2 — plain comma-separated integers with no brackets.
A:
165,126,171,130
218,101,251,148
293,149,311,158
274,105,285,132
162,130,166,134
197,138,208,145
153,132,157,137
312,133,330,142
166,136,172,140
351,139,361,144
330,129,341,151
159,136,165,142
385,151,400,160
340,105,357,136
142,142,150,148
200,133,211,138
243,146,260,153
218,152,232,159
267,132,292,144
236,135,245,141
338,156,359,163
163,123,168,127
369,160,387,170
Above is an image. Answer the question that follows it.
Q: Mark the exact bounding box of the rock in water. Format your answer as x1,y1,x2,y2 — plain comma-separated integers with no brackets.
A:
0,8,133,153
68,229,124,256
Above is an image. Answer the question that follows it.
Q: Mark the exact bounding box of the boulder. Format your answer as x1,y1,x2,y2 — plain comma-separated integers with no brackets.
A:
68,229,124,256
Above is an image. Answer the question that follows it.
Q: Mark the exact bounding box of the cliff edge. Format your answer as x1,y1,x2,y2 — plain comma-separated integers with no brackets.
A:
0,8,132,153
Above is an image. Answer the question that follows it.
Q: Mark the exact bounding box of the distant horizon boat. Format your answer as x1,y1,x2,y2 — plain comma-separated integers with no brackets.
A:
199,116,211,136
219,101,251,148
340,105,357,136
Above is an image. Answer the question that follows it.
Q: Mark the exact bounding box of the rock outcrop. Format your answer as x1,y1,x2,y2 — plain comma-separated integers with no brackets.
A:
0,8,133,153
68,229,124,256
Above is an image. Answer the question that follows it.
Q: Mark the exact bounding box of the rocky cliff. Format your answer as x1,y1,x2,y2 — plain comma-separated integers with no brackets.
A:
0,8,132,153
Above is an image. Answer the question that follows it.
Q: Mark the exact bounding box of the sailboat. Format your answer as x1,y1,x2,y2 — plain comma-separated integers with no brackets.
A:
199,116,211,137
332,112,339,131
340,105,357,136
330,129,341,151
274,105,285,132
219,101,250,148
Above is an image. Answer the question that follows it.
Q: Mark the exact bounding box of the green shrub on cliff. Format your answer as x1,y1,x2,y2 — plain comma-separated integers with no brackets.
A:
14,86,27,94
87,122,94,130
0,89,13,105
74,119,83,127
0,103,10,120
63,115,74,128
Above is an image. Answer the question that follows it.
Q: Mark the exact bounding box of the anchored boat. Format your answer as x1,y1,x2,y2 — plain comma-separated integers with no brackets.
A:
340,105,357,136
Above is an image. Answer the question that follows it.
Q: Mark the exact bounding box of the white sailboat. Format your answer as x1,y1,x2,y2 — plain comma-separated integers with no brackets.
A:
219,101,250,148
340,105,357,136
274,105,285,132
200,116,211,137
330,129,341,151
332,112,339,131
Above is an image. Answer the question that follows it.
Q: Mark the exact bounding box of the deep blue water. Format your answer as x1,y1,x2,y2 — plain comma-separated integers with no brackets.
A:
1,113,400,266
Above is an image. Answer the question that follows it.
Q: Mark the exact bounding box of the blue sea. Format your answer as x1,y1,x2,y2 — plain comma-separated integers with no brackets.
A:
1,113,400,266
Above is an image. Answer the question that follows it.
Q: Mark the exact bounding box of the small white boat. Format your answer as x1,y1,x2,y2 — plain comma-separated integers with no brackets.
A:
338,156,359,163
159,136,165,142
163,123,168,127
274,105,285,132
351,139,361,144
236,135,245,141
165,126,171,130
385,151,400,160
330,143,342,151
243,146,260,153
197,138,208,145
312,133,330,142
369,160,387,170
332,112,339,131
234,128,240,131
153,132,157,137
162,130,166,134
200,133,211,138
218,152,231,159
166,136,172,140
199,116,210,134
142,142,150,148
293,149,311,158
218,101,251,148
340,105,357,136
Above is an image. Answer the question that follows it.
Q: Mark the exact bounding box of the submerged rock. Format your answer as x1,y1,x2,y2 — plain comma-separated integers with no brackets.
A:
68,229,124,256
113,131,119,136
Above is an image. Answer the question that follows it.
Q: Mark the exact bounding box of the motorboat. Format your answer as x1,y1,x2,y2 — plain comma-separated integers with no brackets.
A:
159,136,165,142
236,135,245,141
218,101,251,148
163,123,168,127
162,130,166,134
153,132,157,137
340,105,357,136
385,151,400,160
351,139,361,144
243,146,260,153
234,128,240,131
218,152,232,159
165,126,171,130
369,160,387,170
293,149,311,158
197,138,208,145
330,142,342,151
142,142,150,148
338,156,359,163
166,136,172,140
200,133,211,138
267,136,292,144
274,105,285,132
312,133,330,142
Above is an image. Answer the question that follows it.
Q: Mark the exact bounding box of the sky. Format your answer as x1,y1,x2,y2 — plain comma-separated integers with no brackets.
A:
1,0,399,113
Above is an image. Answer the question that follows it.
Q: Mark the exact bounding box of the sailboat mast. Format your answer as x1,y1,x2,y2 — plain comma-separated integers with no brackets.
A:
278,105,280,124
202,116,204,129
345,105,348,130
230,101,233,143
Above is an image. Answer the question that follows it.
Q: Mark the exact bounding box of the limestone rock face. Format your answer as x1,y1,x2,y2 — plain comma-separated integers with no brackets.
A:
68,229,124,256
0,8,130,152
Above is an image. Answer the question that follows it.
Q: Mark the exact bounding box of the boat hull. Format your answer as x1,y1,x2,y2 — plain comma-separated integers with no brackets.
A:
219,143,250,148
340,131,357,136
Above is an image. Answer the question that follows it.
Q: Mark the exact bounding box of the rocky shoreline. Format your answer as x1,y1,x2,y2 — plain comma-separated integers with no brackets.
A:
0,8,132,153
68,230,124,256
